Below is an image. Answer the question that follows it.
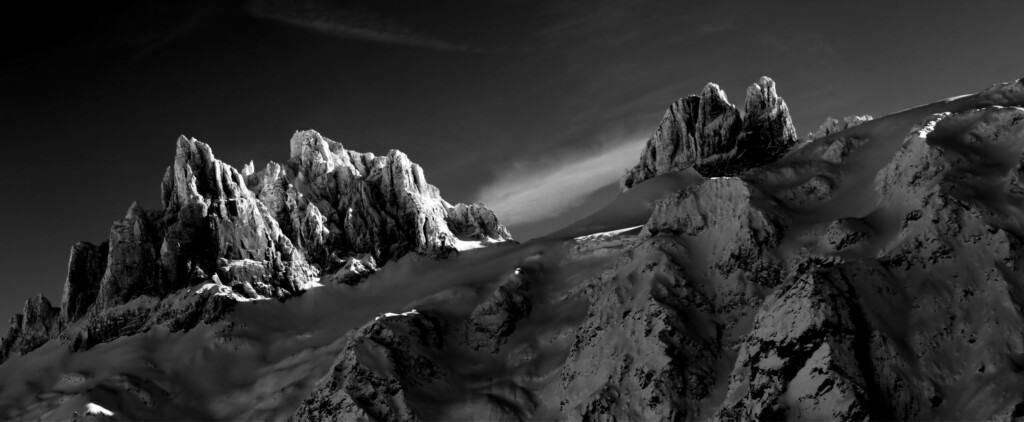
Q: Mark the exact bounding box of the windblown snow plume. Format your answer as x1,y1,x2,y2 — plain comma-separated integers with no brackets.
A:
475,135,647,225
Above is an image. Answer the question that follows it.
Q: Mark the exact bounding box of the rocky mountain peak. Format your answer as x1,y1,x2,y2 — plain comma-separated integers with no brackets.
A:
281,129,510,262
700,82,730,104
0,130,511,365
289,129,349,177
0,294,59,363
622,76,798,190
162,135,254,213
809,115,874,139
696,82,742,157
742,76,781,114
738,76,798,165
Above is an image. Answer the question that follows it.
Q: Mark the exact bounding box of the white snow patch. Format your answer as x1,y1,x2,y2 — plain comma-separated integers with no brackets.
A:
453,237,503,251
85,402,114,416
573,225,644,241
194,283,263,302
375,309,419,321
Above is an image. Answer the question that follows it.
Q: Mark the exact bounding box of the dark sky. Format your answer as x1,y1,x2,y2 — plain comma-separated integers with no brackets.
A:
2,0,1023,324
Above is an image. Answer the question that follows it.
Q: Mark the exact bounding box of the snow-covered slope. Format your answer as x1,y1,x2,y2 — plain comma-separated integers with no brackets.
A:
3,77,1024,421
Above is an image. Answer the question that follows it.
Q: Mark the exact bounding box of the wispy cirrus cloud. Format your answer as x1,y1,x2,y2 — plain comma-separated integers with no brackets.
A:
474,131,648,226
245,0,477,52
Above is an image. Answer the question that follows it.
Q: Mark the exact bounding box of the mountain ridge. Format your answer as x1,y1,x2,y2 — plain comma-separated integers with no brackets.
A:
3,76,1024,421
0,131,512,365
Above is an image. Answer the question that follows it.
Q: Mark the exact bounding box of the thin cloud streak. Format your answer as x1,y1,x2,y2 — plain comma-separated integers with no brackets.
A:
475,133,647,226
246,0,477,52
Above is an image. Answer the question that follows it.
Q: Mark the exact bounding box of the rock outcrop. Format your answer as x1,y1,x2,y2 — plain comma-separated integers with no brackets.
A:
622,76,798,189
0,295,60,363
740,76,799,161
445,203,512,241
0,131,511,365
291,311,444,422
717,261,872,421
61,241,108,322
158,136,320,302
808,115,873,139
272,130,512,264
95,203,164,310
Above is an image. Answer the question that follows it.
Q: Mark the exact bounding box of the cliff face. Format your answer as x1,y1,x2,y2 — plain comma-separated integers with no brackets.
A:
621,76,798,190
61,242,108,323
281,130,511,263
0,131,511,364
0,295,59,363
4,77,1024,422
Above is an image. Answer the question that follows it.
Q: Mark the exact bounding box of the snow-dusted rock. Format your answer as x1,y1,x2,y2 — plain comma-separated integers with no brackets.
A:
445,202,512,241
551,177,786,420
291,311,444,422
157,136,319,301
461,267,533,353
251,161,331,268
54,278,238,354
822,218,873,253
319,254,378,286
286,130,511,263
716,261,870,420
808,115,873,140
642,177,783,282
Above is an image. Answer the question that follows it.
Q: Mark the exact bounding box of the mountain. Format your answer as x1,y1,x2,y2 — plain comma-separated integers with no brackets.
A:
0,130,511,366
621,76,798,190
807,114,874,140
2,76,1024,421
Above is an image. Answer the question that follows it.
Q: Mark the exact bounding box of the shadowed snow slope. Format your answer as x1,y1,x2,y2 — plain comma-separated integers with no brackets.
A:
4,77,1024,421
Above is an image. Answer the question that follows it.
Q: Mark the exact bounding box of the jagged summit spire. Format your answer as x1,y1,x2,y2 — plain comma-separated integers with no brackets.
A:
701,82,730,103
743,76,782,118
738,76,798,162
289,129,328,159
621,76,799,190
